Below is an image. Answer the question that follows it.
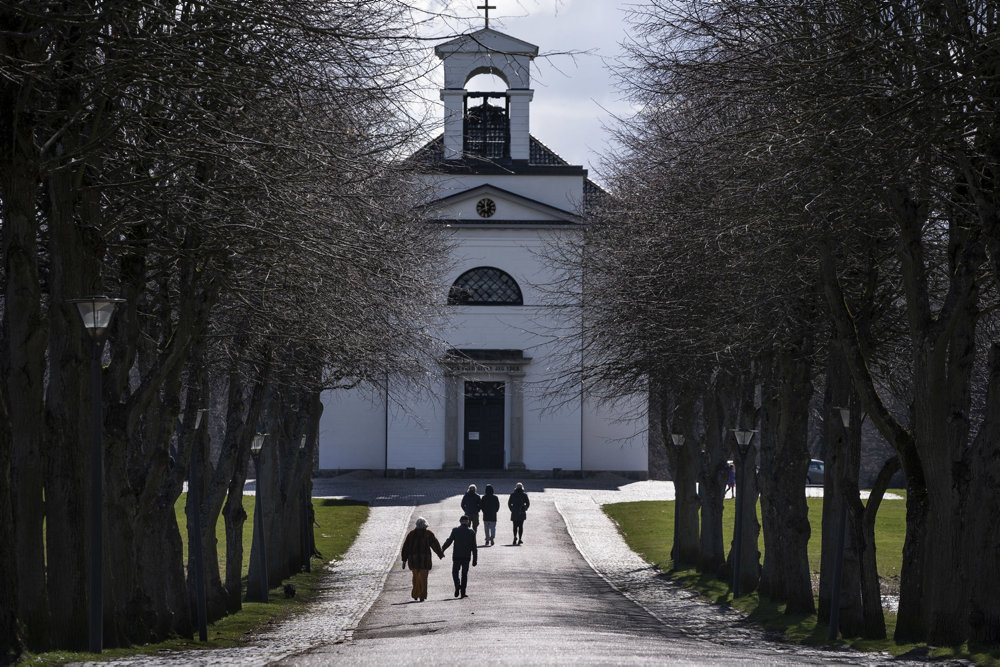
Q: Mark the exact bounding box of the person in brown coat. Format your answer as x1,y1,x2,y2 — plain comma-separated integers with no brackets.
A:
400,517,445,601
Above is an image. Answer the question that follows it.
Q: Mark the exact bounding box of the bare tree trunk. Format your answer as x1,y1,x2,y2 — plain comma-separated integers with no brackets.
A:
819,340,866,635
664,390,699,567
277,387,318,575
0,355,20,660
727,459,760,595
963,136,1000,645
0,5,47,651
818,342,845,623
836,396,864,637
222,493,248,611
2,105,49,651
248,391,280,595
42,151,97,650
758,338,815,614
967,343,1000,643
45,122,103,648
133,500,193,642
857,456,899,640
221,357,270,609
699,379,728,576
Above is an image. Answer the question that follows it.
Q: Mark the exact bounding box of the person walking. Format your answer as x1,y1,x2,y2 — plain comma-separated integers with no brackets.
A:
508,482,530,545
441,515,478,598
400,517,445,602
460,484,482,535
480,484,500,546
726,463,736,498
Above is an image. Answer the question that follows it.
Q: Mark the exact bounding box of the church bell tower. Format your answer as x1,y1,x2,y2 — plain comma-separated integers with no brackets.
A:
435,21,538,162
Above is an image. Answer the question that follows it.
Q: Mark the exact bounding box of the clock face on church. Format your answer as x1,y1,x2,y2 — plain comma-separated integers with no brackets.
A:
476,197,496,218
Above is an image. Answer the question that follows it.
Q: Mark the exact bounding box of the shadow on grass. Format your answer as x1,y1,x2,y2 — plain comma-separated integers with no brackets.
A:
743,597,821,644
317,498,367,508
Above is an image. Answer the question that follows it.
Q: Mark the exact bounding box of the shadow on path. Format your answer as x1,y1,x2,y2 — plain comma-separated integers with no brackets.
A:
306,471,644,507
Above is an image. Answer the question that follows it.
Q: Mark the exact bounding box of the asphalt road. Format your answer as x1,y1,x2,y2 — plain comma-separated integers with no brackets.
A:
283,490,867,666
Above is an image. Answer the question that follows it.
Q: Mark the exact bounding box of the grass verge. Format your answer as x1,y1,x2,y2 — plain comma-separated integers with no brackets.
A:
21,497,369,665
604,497,999,666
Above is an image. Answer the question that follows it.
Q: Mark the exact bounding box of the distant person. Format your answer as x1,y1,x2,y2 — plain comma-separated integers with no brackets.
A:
508,482,530,545
480,484,500,546
400,517,445,602
461,484,482,534
726,463,736,498
441,515,478,598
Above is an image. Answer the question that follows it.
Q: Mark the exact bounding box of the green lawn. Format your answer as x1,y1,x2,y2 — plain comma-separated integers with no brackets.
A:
170,493,368,580
604,496,906,587
604,495,998,664
23,495,369,665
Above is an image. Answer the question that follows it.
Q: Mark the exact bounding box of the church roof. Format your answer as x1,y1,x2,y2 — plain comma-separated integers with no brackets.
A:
424,183,582,224
409,134,608,210
435,28,539,58
410,133,582,173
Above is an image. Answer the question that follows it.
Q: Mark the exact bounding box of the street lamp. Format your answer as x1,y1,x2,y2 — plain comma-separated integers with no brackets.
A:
70,295,125,653
670,432,685,476
828,406,852,641
189,408,208,641
731,427,757,598
248,433,269,603
299,435,312,573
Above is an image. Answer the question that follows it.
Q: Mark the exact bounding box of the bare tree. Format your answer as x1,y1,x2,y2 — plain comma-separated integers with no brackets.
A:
1,0,447,652
597,0,1000,645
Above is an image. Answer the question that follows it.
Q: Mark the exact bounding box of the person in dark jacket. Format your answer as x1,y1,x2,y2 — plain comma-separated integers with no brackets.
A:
460,484,482,534
401,517,445,601
508,482,530,545
441,514,478,598
480,484,501,546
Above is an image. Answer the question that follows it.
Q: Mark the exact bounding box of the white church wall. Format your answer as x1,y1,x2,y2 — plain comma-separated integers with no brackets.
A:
424,173,583,214
386,381,447,469
318,385,386,471
522,390,583,470
435,197,569,223
448,227,579,307
581,392,649,472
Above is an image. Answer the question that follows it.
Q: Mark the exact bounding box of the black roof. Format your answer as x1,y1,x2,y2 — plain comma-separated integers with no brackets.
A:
410,134,584,174
410,133,608,210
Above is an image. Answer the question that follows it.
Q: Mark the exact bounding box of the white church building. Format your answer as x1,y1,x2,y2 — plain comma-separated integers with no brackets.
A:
318,23,648,478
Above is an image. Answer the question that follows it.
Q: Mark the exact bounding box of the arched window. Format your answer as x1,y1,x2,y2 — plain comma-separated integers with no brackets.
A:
448,267,523,306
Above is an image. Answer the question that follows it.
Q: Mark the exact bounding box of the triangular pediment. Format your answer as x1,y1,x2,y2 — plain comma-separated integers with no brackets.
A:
422,184,581,225
435,29,539,58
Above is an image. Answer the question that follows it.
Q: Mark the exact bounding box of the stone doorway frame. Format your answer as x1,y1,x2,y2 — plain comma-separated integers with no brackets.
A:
442,349,531,471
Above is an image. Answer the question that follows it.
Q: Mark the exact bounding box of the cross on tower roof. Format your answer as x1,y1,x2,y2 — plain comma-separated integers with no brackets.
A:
477,2,496,29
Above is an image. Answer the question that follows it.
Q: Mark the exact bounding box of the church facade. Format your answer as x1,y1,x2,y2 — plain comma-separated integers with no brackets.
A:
318,25,648,477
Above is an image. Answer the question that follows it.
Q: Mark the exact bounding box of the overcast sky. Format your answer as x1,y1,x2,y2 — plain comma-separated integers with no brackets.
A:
413,1,636,179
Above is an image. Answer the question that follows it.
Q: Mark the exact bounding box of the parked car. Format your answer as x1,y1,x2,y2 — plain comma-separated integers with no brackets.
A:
807,459,825,485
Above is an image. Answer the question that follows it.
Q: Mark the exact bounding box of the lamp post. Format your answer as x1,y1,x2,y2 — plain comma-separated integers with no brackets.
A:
731,427,757,598
70,295,125,653
670,432,685,480
248,433,269,602
190,408,208,641
828,406,851,641
299,435,311,573
670,433,685,560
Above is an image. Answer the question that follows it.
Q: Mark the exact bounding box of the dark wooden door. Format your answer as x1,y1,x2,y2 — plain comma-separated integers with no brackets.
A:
463,381,505,470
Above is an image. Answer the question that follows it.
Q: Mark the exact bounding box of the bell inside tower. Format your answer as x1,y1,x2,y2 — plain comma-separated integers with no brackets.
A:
464,93,510,159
